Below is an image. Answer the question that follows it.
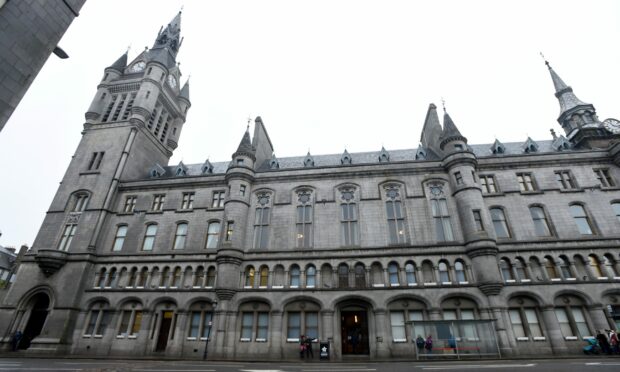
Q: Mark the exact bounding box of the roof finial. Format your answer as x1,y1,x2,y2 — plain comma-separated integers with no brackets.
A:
540,52,550,68
247,115,252,131
180,5,184,13
126,44,131,54
441,97,446,113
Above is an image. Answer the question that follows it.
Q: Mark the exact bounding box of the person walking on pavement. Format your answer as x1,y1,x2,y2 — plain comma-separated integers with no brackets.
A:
300,335,307,359
425,334,433,354
609,330,619,354
416,335,425,355
596,330,611,355
305,335,315,359
11,330,22,351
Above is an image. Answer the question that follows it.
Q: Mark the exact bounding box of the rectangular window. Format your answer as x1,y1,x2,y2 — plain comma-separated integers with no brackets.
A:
554,308,574,337
253,208,270,249
454,171,463,185
257,312,269,340
517,173,536,192
101,95,117,122
386,200,406,244
206,222,221,249
118,311,131,336
189,312,201,338
111,93,127,121
390,311,406,341
524,309,543,337
555,170,577,189
58,224,77,251
123,196,137,213
85,310,98,335
479,175,498,193
340,203,359,246
112,225,128,252
296,205,313,248
96,311,111,336
594,168,615,188
151,194,165,211
212,191,225,208
473,210,484,231
509,309,526,338
287,312,301,339
173,223,188,250
571,307,590,338
432,199,453,241
240,185,247,196
241,312,253,341
87,151,105,171
305,312,319,340
142,224,157,251
225,221,234,241
181,192,194,209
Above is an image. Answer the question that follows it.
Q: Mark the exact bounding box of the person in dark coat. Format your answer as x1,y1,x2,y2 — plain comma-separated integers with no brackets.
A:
425,335,433,354
597,330,612,355
415,335,425,354
305,336,315,358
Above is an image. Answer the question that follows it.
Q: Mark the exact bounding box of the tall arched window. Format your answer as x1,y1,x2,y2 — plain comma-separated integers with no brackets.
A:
405,262,417,285
112,225,128,252
559,256,573,279
245,266,255,288
454,261,467,282
84,301,111,337
290,265,301,287
127,267,138,288
384,184,407,244
306,265,316,288
253,193,271,249
117,301,143,337
589,255,605,278
500,259,514,281
429,184,453,241
422,260,435,284
338,263,349,288
105,268,117,288
173,223,188,250
508,296,544,340
490,208,511,238
142,224,157,251
339,187,359,246
296,190,313,248
388,262,400,286
205,221,220,249
206,267,216,287
137,267,148,287
529,206,552,237
194,266,205,287
515,258,529,281
159,267,170,287
544,257,559,280
438,261,450,283
570,204,594,235
259,266,269,287
354,263,366,288
171,267,182,287
554,295,592,339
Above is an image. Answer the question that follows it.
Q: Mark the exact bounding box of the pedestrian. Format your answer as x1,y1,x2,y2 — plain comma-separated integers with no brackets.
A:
415,335,425,355
11,330,22,351
596,330,611,355
305,335,315,359
610,330,619,354
425,334,433,354
300,335,306,359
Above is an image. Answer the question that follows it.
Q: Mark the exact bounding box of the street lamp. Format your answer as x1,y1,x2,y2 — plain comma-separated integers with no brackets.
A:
203,299,218,360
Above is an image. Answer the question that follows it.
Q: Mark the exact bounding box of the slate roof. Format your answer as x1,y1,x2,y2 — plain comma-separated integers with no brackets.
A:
0,245,16,270
149,139,567,178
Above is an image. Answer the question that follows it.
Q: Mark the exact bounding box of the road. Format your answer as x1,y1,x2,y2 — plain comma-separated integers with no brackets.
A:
0,358,619,372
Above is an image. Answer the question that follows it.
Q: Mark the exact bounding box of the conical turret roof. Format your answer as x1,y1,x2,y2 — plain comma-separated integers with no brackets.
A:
179,79,190,101
232,127,256,160
107,51,127,72
545,60,592,115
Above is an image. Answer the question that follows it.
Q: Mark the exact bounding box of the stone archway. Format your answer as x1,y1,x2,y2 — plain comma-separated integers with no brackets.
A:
336,299,374,356
20,293,50,349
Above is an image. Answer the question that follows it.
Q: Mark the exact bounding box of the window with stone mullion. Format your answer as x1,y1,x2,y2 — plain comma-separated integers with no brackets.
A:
432,199,453,241
340,203,359,246
386,200,406,244
253,207,270,249
296,205,312,248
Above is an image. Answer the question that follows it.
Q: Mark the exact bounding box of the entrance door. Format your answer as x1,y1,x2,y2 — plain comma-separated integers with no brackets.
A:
155,311,173,351
341,310,369,355
20,293,50,350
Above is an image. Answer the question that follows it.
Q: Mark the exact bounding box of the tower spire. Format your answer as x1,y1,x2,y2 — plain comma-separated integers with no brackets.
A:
152,11,183,58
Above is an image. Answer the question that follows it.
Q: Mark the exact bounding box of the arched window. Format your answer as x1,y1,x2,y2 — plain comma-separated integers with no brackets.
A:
570,204,594,235
354,263,366,288
573,255,589,280
429,184,453,241
385,184,407,244
285,300,320,341
405,262,417,285
604,254,620,277
112,225,128,252
514,258,529,281
422,260,435,284
559,256,573,279
127,267,138,288
188,301,215,340
142,224,157,251
296,190,313,248
388,299,427,342
194,266,205,287
253,196,271,249
72,192,90,212
240,301,271,342
105,268,117,288
206,267,216,287
95,268,106,288
388,262,400,286
173,223,188,250
529,257,545,281
259,266,269,287
508,296,544,340
289,265,301,287
339,187,359,246
529,206,552,237
306,265,316,288
500,259,514,281
205,221,220,249
438,261,450,283
441,297,478,339
454,261,467,282
554,295,592,339
171,267,182,287
589,255,605,278
117,301,143,337
137,267,148,287
338,263,349,288
320,264,333,289
544,257,559,280
244,266,255,288
273,265,285,288
159,267,170,287
490,208,511,238
83,301,111,337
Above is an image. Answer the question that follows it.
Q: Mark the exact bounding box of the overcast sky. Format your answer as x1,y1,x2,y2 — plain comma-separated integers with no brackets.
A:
0,0,619,248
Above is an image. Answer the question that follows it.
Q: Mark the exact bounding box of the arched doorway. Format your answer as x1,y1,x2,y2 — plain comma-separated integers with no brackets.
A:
340,303,370,355
20,293,50,349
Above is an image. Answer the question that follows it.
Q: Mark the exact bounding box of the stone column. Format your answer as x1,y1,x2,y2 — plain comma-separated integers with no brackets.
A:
540,306,568,355
429,308,442,321
321,310,335,359
168,310,188,354
268,310,283,359
373,308,390,358
488,303,512,356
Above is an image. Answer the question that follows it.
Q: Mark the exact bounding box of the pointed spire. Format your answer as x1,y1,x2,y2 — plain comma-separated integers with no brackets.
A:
179,79,190,101
439,110,467,150
545,60,590,115
232,127,256,160
107,51,128,72
151,11,183,60
420,103,442,151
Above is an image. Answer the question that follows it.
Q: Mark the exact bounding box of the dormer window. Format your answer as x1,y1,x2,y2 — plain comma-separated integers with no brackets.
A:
341,150,352,165
415,147,427,160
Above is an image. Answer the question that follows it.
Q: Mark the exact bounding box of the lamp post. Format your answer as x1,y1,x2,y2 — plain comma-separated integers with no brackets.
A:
203,299,217,360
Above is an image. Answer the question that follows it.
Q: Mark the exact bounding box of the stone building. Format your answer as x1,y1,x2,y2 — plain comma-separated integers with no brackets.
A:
0,0,87,131
1,12,620,360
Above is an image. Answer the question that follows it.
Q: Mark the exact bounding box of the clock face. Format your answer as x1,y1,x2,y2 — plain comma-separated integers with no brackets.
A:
130,61,145,73
603,118,620,134
167,74,177,88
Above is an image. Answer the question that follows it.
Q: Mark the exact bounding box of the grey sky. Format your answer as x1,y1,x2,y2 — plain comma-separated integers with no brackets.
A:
0,0,619,248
